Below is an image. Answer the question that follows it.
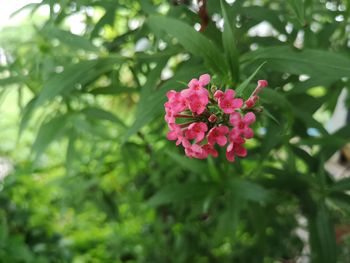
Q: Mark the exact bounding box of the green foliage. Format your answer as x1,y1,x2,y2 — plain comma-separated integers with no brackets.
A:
1,0,350,262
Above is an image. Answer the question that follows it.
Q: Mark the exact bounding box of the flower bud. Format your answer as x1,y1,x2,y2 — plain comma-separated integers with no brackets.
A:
258,80,268,88
252,80,268,97
245,96,258,108
211,85,217,94
208,114,217,123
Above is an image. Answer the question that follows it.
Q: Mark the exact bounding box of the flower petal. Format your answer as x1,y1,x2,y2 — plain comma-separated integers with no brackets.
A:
188,79,198,89
232,98,243,109
243,112,256,125
167,131,177,140
217,135,227,146
229,112,241,126
199,74,211,85
243,127,254,139
235,145,247,157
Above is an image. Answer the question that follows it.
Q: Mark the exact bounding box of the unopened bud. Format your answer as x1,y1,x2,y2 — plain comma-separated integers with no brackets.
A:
245,96,258,108
258,80,268,88
211,85,217,94
252,80,268,97
208,114,217,123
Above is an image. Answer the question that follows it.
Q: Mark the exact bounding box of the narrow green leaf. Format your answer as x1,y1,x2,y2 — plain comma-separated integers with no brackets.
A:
0,76,26,87
148,15,228,79
241,47,350,80
286,0,305,26
236,61,266,96
35,57,122,107
90,6,117,39
147,183,215,206
42,26,99,52
309,204,337,263
263,109,280,126
32,114,68,158
166,151,209,176
89,85,137,95
229,178,272,203
221,0,239,82
81,107,126,128
240,6,286,34
18,97,37,137
122,61,206,142
331,178,350,192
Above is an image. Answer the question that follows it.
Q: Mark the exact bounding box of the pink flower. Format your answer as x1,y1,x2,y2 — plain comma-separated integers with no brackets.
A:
214,90,224,100
229,112,256,139
202,144,218,158
166,90,187,113
181,74,210,98
228,129,245,144
167,124,187,146
187,93,208,115
226,141,247,162
188,144,218,159
185,122,208,143
164,73,265,162
184,143,203,158
164,111,175,125
218,89,243,114
208,126,229,146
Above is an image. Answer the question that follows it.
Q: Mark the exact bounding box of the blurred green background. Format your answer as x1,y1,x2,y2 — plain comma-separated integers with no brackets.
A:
0,0,350,262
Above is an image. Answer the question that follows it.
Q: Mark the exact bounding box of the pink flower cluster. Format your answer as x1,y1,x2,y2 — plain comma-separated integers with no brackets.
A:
164,74,268,162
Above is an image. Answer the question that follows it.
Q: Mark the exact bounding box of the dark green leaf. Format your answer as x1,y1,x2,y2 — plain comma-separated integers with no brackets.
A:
241,47,350,79
236,61,266,96
221,0,239,82
229,178,272,203
147,183,215,206
81,107,126,128
148,15,228,79
32,114,69,158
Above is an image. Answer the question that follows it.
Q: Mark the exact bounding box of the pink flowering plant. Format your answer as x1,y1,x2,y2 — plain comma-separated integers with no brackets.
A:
165,74,268,162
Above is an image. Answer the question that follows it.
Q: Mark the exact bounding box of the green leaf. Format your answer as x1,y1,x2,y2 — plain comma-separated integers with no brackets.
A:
89,85,137,95
221,0,239,82
309,204,337,263
32,114,68,158
229,178,272,203
236,61,266,96
18,97,37,137
42,26,99,52
90,5,117,39
0,76,26,87
148,15,228,79
122,58,168,142
286,0,305,26
81,107,126,128
263,109,280,126
147,183,215,206
35,57,122,108
166,151,209,176
240,6,286,34
330,177,350,192
122,61,206,142
241,47,350,80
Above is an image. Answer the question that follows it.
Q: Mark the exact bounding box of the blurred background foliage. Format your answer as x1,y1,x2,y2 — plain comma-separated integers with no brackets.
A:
0,0,350,262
